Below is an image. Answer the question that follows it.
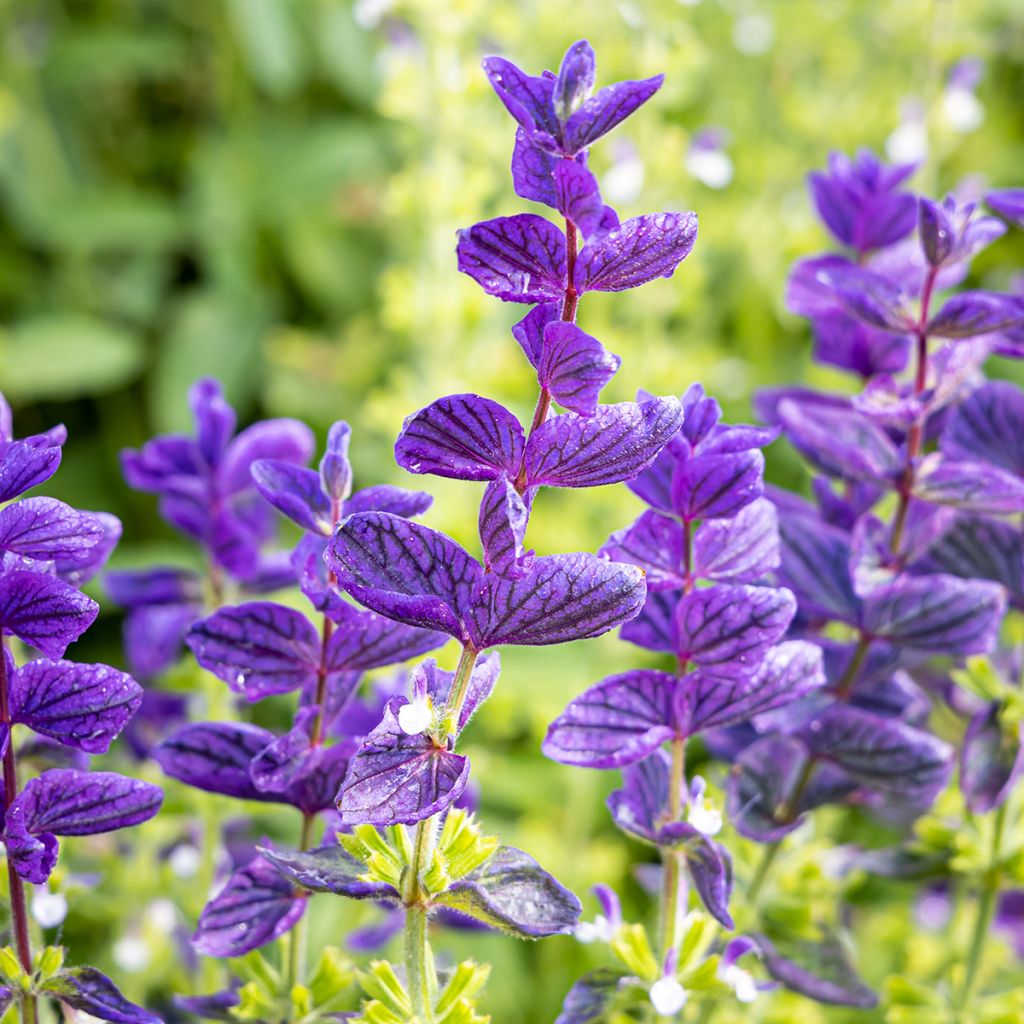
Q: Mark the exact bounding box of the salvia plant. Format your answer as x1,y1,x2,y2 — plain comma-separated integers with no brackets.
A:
16,34,1024,1024
0,393,163,1022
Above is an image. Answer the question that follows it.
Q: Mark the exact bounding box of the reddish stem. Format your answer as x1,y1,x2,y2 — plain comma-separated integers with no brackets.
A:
1,641,34,976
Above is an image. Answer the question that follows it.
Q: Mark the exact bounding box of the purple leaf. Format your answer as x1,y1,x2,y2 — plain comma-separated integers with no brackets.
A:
576,213,697,292
328,513,481,640
511,129,562,206
961,703,1023,814
923,514,1024,602
672,450,766,521
481,56,560,137
0,497,107,567
219,419,315,496
555,970,627,1024
553,40,596,120
620,589,679,653
778,400,900,483
679,641,826,734
692,498,780,582
478,477,533,577
193,855,307,957
757,932,878,1008
863,573,1005,654
343,485,433,519
912,456,1024,515
542,669,675,768
812,311,911,378
187,603,320,699
562,76,664,152
777,512,860,623
105,567,203,607
395,394,524,482
554,161,605,238
10,659,143,753
601,510,685,591
987,188,1024,228
0,570,98,659
251,460,331,534
10,769,162,836
327,602,446,673
727,735,815,842
121,602,198,681
456,214,567,303
812,263,912,332
259,844,398,901
928,291,1023,340
438,846,582,937
607,750,671,843
674,584,796,676
919,198,956,266
537,322,620,416
41,967,161,1024
524,398,683,488
468,553,646,648
941,380,1024,477
659,822,734,928
511,302,558,367
336,699,470,826
0,440,63,503
803,704,952,801
153,722,275,801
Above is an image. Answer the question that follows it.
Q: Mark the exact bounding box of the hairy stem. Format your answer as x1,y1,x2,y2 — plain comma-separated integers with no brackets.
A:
957,804,1007,1015
0,641,36,1018
404,821,436,1023
443,645,480,733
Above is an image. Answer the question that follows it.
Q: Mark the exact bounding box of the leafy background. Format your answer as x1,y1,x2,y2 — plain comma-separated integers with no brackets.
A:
1,0,1023,1020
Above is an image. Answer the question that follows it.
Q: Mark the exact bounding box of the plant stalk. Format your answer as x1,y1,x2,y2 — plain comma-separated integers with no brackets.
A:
659,738,687,960
404,820,436,1023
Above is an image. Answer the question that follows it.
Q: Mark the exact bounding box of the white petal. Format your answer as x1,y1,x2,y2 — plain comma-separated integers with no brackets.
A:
649,977,688,1016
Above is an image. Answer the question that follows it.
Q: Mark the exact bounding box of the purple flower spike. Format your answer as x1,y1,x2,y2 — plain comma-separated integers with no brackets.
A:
335,698,470,826
193,855,307,957
41,967,161,1024
0,570,98,659
807,149,917,252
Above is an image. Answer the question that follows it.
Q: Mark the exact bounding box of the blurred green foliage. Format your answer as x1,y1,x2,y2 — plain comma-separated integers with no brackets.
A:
1,0,1023,1021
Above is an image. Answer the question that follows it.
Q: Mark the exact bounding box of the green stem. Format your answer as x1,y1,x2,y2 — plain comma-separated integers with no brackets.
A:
659,738,687,961
443,645,480,735
956,804,1007,1015
404,821,436,1023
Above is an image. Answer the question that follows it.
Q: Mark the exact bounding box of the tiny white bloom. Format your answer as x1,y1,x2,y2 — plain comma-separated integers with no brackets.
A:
32,890,68,929
941,88,984,133
649,976,688,1016
719,962,759,1003
575,914,615,944
688,799,723,836
169,843,201,878
113,936,150,973
147,898,178,935
398,698,433,736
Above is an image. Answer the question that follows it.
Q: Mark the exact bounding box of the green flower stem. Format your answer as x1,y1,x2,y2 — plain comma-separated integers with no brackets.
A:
956,803,1007,1016
659,738,687,961
399,644,480,1021
405,820,437,1023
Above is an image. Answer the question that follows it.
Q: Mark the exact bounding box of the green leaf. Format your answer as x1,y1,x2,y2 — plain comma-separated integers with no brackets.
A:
227,0,304,98
0,316,144,399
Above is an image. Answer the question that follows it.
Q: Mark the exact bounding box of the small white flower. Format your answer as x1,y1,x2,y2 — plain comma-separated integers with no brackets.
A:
719,962,759,1003
147,898,178,935
941,88,984,133
113,936,150,973
575,914,615,944
649,976,688,1016
687,776,723,836
32,890,68,929
398,698,433,736
169,843,201,878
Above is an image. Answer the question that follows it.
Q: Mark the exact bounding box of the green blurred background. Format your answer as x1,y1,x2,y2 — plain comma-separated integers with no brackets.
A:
1,0,1023,1020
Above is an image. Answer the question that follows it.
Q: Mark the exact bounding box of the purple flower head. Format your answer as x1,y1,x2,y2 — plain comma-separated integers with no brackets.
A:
482,40,663,205
121,377,315,585
808,148,918,253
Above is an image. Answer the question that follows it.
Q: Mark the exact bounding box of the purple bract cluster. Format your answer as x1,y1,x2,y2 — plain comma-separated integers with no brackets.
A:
0,392,162,1022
